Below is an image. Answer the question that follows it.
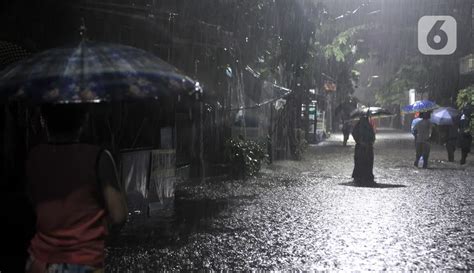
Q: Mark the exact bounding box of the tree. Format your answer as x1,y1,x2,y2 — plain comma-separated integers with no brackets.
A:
456,85,474,134
171,0,380,158
375,56,444,106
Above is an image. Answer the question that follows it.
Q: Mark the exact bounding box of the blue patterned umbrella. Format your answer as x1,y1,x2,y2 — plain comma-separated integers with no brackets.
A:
0,41,201,103
402,100,439,113
430,107,459,125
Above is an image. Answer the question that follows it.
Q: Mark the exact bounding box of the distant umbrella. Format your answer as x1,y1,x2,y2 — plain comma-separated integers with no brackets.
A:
430,107,460,125
0,41,201,104
350,106,393,119
402,100,439,113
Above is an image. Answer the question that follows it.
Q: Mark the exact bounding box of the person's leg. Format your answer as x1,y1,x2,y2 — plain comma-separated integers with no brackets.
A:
343,133,348,146
446,145,451,161
461,148,467,165
446,143,454,162
357,145,374,185
367,145,375,182
422,143,430,168
414,142,422,167
352,144,360,182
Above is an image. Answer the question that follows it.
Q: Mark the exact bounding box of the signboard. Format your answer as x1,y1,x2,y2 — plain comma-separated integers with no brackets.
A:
316,111,326,131
460,54,474,75
409,89,416,105
308,100,317,120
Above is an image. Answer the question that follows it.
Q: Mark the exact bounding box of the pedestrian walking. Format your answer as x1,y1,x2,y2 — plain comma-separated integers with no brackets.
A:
25,104,128,273
458,110,472,165
342,120,352,146
413,111,432,168
443,124,458,162
351,113,376,185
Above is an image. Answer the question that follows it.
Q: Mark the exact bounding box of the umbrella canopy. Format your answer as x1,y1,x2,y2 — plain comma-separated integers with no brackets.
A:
350,106,393,119
430,107,460,125
402,100,439,113
0,41,201,103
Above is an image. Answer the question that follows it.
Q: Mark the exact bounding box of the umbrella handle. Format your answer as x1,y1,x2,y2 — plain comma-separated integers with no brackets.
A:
79,17,88,40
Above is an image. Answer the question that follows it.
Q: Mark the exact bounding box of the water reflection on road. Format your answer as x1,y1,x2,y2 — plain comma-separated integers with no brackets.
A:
107,129,473,271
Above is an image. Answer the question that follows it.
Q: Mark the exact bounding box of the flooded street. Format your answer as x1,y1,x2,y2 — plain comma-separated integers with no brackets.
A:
2,1,473,272
106,129,473,271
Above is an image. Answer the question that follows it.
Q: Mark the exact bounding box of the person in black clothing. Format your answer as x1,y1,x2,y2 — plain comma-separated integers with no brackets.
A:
438,118,459,162
342,120,352,146
442,124,458,162
458,109,472,165
351,114,376,185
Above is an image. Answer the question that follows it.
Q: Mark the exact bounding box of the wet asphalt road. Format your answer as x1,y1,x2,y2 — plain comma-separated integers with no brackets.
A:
106,128,473,271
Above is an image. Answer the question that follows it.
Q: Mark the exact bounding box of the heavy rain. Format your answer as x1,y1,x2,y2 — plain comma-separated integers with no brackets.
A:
0,0,473,272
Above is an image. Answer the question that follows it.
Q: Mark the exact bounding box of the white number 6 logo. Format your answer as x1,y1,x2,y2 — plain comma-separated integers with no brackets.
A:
418,16,457,55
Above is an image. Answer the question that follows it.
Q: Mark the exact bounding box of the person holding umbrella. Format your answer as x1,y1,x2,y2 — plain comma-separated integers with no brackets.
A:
0,30,200,272
402,100,439,168
458,108,472,165
431,107,460,162
411,114,423,164
341,119,353,146
445,123,458,162
413,111,433,168
25,103,128,273
351,111,376,185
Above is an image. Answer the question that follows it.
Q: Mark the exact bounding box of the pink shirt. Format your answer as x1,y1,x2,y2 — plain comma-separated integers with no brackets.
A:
26,143,107,267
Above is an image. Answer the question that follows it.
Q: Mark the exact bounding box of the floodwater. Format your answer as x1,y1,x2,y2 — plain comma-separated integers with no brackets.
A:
107,128,473,271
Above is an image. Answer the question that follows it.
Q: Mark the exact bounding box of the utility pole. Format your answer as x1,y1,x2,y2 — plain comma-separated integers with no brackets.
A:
322,73,337,133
